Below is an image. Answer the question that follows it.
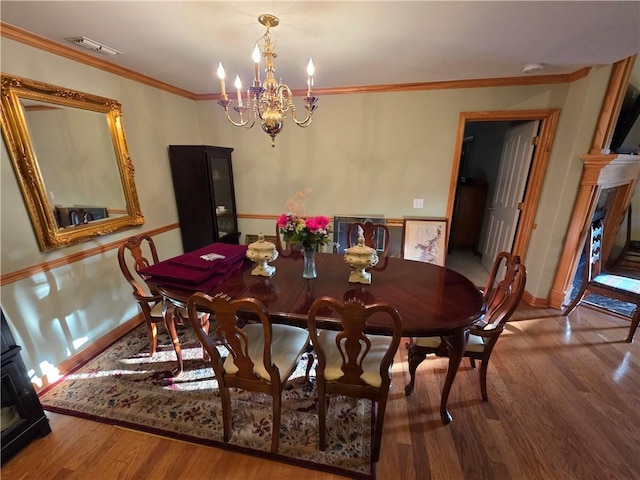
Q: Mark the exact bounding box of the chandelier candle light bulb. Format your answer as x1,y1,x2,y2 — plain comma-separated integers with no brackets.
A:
252,44,261,83
217,63,226,97
307,58,314,97
234,75,243,107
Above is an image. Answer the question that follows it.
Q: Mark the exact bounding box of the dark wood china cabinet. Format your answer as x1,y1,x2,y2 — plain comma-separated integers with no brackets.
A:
1,309,51,463
168,145,240,252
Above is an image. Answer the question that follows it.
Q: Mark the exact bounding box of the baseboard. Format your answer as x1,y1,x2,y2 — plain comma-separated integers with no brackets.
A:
522,289,551,307
35,313,144,393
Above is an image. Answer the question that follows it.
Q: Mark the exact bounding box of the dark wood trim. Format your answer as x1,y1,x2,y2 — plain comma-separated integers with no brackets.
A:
34,315,144,393
589,56,637,154
3,22,591,100
549,55,639,309
446,109,560,264
0,23,196,99
549,154,640,308
0,223,178,286
196,69,591,100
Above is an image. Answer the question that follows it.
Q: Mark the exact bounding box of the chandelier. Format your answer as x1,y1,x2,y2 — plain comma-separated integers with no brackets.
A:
216,14,318,147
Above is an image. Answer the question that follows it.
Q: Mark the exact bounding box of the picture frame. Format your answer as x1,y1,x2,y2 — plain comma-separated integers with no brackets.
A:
385,220,404,258
401,218,448,266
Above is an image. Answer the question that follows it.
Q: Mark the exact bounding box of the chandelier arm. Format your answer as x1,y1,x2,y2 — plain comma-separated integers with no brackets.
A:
289,103,314,127
225,113,252,128
284,89,317,127
218,99,254,127
240,117,257,129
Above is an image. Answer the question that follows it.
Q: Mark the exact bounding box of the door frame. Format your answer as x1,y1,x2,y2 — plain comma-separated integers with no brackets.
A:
446,109,560,266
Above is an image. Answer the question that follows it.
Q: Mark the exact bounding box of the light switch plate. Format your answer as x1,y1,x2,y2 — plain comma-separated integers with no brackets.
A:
413,198,424,209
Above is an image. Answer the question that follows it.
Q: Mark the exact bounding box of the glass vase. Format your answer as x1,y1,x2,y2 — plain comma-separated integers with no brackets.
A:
302,247,318,279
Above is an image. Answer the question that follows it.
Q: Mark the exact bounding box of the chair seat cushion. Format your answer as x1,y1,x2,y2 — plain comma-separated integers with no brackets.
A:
149,303,204,321
317,330,392,387
592,273,640,297
150,302,164,318
413,333,486,353
223,323,309,382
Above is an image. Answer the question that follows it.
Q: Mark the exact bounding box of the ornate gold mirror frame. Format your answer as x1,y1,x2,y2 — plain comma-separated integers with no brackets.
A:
1,73,144,250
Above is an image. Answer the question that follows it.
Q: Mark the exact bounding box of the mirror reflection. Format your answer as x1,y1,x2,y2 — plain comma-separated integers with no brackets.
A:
1,74,144,250
22,99,127,228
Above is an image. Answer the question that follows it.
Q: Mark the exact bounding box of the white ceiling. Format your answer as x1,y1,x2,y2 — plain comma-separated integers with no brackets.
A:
1,1,639,95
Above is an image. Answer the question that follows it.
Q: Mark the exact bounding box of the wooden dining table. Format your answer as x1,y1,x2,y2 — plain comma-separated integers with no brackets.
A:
152,250,485,424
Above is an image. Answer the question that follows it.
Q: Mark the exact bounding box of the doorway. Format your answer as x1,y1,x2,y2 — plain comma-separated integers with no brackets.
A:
445,110,560,293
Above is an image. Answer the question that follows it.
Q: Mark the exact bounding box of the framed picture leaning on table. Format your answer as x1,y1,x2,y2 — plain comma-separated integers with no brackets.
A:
401,218,447,266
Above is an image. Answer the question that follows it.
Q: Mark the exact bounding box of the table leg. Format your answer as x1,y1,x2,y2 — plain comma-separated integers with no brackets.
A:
162,301,183,377
439,327,468,424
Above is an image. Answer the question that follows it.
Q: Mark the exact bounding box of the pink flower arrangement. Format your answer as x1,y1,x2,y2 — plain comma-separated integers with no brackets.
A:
276,213,332,250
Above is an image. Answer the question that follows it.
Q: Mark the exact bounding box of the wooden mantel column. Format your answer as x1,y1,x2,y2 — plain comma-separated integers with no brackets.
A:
549,154,639,309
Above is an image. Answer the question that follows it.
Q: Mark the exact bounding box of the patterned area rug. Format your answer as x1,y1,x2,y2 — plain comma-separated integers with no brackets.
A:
39,324,374,479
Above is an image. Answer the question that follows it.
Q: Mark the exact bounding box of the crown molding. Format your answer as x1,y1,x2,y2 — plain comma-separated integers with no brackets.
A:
1,22,197,99
3,22,591,102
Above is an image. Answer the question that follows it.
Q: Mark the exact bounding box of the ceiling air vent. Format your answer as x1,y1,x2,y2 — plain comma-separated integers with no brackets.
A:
65,36,121,56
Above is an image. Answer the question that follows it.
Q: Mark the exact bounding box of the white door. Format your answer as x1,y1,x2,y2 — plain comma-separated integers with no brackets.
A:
481,120,539,272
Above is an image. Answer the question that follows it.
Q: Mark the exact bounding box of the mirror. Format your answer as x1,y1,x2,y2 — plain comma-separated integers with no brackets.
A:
1,74,144,250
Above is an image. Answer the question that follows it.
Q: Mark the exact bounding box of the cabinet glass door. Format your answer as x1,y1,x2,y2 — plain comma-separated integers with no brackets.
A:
208,154,237,240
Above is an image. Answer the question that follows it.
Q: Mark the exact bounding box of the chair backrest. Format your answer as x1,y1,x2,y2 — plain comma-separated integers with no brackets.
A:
186,292,279,390
69,208,94,225
480,251,527,331
117,234,160,301
274,223,301,256
346,222,390,257
307,296,402,392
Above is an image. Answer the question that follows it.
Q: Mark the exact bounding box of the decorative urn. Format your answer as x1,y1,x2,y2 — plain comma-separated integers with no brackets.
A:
246,233,279,277
344,235,379,284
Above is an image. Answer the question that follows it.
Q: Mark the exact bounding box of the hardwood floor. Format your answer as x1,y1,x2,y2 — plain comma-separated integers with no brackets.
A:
3,304,639,480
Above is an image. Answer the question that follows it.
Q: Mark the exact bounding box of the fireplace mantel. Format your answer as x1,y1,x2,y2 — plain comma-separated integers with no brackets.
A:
549,153,639,309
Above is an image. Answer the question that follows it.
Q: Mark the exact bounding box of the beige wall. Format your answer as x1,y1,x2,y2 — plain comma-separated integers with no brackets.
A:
1,37,610,379
199,67,611,299
1,39,194,379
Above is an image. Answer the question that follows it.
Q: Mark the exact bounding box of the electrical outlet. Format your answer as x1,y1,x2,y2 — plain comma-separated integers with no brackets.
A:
413,198,424,209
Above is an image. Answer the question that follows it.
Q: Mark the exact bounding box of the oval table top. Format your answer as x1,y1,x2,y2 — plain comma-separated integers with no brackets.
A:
158,251,485,337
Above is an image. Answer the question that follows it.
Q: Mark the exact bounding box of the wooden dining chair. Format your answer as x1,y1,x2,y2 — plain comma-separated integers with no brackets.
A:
347,222,390,257
186,292,310,453
307,296,402,462
405,252,526,401
118,234,209,358
117,235,167,357
563,219,640,342
274,223,302,257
